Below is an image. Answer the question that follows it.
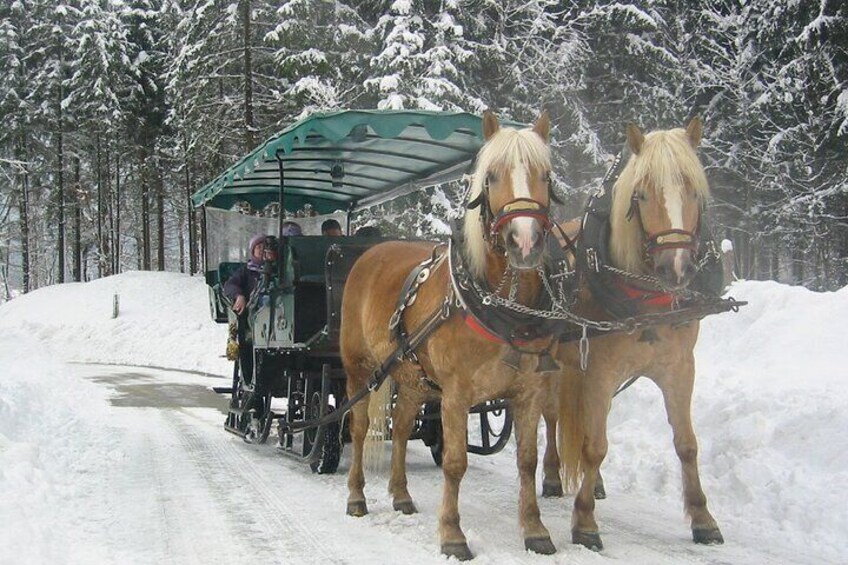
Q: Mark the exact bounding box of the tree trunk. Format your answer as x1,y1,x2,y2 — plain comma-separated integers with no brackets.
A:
97,135,109,277
156,155,165,271
72,156,82,282
792,246,804,285
56,105,65,283
16,135,30,293
140,148,151,270
114,151,122,274
178,215,186,273
770,245,779,281
241,0,255,152
184,136,197,275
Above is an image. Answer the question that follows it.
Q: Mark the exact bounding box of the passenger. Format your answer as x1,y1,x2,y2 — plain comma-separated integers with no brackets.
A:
321,218,343,236
281,220,302,236
355,225,381,237
224,233,274,315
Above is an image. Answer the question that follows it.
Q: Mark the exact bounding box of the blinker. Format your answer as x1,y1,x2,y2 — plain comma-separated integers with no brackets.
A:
466,192,485,210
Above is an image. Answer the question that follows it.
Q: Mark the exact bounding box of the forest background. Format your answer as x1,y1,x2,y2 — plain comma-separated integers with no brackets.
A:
1,0,846,297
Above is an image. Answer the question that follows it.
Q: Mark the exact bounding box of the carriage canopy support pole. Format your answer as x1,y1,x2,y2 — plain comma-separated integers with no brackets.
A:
276,152,287,285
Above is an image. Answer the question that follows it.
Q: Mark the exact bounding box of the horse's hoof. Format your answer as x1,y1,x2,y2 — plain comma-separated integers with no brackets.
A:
572,530,603,551
693,527,724,545
346,500,368,517
593,482,606,500
441,542,474,561
525,536,557,555
542,481,563,498
392,499,418,514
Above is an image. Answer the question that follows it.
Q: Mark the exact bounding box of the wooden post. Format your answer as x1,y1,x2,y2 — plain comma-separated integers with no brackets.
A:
112,293,120,318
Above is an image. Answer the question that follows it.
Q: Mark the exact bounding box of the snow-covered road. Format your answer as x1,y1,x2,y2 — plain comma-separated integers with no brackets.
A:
60,363,812,565
3,273,846,564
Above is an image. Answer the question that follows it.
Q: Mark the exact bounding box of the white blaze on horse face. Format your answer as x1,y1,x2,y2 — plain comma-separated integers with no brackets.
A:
509,162,537,259
663,183,688,282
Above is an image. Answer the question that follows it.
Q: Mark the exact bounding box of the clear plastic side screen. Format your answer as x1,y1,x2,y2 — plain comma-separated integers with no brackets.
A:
204,208,347,268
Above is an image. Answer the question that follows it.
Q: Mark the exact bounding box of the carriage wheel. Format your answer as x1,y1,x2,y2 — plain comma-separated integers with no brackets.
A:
421,402,444,467
429,430,444,467
309,407,342,475
227,356,273,444
303,390,323,455
473,400,512,455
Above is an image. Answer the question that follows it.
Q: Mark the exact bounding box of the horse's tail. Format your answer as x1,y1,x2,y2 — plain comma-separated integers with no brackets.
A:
558,367,585,493
363,376,392,473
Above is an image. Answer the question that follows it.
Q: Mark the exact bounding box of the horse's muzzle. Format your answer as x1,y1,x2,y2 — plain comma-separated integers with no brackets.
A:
504,217,547,270
654,248,696,288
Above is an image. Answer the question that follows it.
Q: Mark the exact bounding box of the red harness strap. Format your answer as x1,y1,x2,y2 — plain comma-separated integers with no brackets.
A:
614,278,676,307
461,311,532,347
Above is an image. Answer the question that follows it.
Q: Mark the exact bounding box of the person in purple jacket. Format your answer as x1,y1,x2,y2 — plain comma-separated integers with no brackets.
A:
224,222,301,315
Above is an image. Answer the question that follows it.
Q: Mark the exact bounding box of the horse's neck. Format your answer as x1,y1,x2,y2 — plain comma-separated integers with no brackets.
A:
482,250,541,305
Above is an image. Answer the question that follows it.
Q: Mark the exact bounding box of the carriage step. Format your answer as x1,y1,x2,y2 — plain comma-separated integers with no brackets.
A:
213,386,234,394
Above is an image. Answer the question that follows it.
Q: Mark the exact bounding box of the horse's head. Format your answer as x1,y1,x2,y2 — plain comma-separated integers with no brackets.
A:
610,118,709,289
464,110,553,278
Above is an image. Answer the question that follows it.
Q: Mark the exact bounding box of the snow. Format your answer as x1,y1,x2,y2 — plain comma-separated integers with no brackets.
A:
0,272,846,564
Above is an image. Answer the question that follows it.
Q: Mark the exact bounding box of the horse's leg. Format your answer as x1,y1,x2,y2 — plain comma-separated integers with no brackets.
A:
438,392,473,561
541,381,563,498
345,381,370,517
658,358,723,544
388,385,423,514
513,389,557,554
571,372,614,551
594,469,607,500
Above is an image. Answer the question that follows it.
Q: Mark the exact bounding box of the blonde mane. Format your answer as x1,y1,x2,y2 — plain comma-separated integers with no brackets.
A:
462,126,552,279
609,127,710,274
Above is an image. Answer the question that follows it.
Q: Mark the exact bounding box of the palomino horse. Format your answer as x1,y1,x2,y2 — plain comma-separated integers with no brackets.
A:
554,118,725,550
341,111,558,560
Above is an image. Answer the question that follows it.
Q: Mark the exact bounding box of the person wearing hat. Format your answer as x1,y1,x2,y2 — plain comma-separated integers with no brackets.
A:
224,233,274,315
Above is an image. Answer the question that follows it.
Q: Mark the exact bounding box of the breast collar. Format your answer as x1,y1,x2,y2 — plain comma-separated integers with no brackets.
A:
448,224,563,348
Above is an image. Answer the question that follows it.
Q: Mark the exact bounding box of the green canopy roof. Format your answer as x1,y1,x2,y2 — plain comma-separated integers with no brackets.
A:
191,109,525,214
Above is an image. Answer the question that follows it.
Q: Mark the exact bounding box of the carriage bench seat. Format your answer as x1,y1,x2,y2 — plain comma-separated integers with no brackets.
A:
286,236,342,343
287,236,339,283
206,261,243,323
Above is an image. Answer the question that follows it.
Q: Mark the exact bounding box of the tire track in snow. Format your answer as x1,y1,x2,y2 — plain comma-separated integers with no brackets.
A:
170,410,339,564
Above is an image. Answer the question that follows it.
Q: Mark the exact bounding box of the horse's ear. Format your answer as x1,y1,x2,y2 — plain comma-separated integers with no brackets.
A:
626,123,644,155
533,110,551,141
482,110,500,141
686,116,703,148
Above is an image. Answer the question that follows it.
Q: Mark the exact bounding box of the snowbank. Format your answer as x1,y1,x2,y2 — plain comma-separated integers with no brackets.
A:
0,271,229,376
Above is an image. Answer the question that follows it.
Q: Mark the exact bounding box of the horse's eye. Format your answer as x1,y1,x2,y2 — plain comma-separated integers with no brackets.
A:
636,191,647,201
486,171,498,184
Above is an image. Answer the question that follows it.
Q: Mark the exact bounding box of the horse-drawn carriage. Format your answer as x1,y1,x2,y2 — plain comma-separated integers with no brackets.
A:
192,110,517,473
195,108,745,559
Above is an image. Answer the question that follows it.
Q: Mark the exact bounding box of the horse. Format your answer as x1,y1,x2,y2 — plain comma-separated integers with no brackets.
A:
340,110,559,560
552,118,726,550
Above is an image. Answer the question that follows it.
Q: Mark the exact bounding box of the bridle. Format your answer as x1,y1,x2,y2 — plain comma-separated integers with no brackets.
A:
624,190,700,265
466,172,555,250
